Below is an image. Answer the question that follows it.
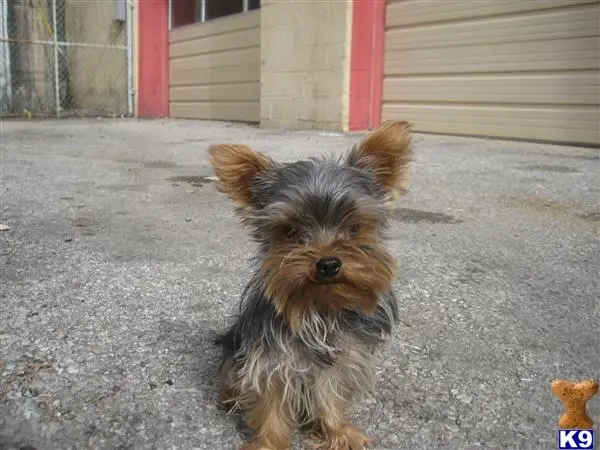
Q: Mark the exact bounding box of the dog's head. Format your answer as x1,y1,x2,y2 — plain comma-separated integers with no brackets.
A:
209,121,412,329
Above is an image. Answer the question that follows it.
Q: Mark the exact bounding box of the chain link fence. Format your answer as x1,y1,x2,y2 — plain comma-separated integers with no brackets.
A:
0,0,132,118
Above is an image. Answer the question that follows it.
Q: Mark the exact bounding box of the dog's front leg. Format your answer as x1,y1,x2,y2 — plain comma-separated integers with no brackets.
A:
241,381,295,450
316,422,375,450
311,397,375,450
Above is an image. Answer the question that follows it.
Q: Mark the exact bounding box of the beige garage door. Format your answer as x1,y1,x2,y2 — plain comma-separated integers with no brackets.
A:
169,11,260,122
382,0,600,145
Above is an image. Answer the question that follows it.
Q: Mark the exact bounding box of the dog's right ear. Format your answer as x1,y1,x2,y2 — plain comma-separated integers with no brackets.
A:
208,144,273,208
346,121,413,195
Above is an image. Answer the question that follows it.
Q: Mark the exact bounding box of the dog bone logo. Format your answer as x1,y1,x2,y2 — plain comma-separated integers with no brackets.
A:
552,379,598,429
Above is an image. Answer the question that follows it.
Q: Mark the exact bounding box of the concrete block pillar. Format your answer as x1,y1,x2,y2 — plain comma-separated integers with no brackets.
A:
260,0,353,131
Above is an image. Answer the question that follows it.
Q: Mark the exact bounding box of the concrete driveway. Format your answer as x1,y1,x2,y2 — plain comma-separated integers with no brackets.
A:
1,119,598,450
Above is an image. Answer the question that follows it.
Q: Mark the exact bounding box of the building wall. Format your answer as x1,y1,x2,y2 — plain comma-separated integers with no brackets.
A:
65,0,128,115
169,11,261,122
382,0,600,145
260,1,353,131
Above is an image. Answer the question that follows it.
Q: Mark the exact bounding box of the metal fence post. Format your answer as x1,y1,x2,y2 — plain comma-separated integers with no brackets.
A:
51,0,60,117
0,0,12,113
200,0,206,23
126,0,133,116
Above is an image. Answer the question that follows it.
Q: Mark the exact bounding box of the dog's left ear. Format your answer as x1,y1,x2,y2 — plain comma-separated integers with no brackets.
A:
347,120,413,195
209,144,273,208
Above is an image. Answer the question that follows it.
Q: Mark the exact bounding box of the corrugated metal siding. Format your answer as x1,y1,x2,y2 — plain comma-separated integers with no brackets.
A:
382,0,600,145
169,11,260,122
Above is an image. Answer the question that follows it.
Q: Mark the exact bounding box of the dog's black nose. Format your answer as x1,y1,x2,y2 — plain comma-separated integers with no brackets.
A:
316,257,342,279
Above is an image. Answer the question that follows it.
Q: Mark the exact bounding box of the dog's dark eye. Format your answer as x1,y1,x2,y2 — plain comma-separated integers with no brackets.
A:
281,226,309,243
349,224,361,236
282,226,299,239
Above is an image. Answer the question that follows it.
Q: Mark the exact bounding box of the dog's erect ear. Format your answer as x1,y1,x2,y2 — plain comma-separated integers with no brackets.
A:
347,120,413,194
208,144,273,207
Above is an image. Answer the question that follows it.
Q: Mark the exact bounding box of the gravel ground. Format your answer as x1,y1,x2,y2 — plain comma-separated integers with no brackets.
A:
1,119,599,450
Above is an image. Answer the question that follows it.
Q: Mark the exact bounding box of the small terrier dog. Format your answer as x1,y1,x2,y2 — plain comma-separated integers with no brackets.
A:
209,121,412,450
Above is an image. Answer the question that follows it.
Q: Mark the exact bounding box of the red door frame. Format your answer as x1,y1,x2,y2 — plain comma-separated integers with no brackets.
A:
138,0,170,118
348,0,385,131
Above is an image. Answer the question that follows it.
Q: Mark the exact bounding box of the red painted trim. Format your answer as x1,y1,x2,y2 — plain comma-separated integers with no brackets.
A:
349,0,385,131
369,0,385,130
138,0,169,118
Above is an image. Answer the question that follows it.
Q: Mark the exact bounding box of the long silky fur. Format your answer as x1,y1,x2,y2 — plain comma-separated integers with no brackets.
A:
218,276,398,425
211,120,412,446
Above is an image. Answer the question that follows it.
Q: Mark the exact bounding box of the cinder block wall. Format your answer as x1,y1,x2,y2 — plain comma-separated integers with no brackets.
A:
260,1,352,131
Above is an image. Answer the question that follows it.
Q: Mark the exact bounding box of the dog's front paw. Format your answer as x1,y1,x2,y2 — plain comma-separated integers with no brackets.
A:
343,424,375,450
241,442,285,450
240,443,256,450
240,443,261,450
319,424,375,450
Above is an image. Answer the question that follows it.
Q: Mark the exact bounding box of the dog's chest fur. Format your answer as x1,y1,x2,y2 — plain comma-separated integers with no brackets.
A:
221,280,398,420
241,321,377,421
